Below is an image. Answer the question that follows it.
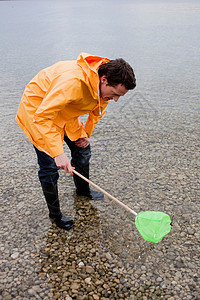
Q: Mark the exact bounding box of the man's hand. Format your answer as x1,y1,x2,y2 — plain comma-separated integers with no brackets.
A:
54,153,74,175
75,137,90,148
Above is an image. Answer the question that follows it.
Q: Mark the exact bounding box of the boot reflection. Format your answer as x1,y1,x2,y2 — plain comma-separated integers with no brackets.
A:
36,193,101,299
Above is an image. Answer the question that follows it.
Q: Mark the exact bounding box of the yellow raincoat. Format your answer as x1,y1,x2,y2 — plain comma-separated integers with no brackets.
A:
16,53,110,158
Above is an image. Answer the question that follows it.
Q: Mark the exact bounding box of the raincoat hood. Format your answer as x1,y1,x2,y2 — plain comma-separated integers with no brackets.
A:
77,52,109,99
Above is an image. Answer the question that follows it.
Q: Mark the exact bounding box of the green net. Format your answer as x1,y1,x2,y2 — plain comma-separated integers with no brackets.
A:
135,211,171,243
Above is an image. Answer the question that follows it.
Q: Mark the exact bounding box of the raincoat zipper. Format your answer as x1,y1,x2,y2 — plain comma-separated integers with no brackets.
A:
98,84,101,115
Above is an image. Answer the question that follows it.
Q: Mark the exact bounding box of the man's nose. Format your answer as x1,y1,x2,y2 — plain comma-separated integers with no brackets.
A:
113,96,120,102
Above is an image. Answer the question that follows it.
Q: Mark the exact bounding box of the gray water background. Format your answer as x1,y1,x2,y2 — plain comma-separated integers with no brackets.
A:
0,0,199,156
0,0,200,299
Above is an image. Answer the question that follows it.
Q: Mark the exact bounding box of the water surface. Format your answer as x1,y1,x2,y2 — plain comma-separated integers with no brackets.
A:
0,1,199,299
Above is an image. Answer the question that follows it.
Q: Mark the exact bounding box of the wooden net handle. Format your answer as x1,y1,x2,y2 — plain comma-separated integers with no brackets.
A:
73,169,137,216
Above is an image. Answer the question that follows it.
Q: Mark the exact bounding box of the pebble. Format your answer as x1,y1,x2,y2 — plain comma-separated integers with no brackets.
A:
27,289,35,295
95,280,103,285
105,252,112,260
78,262,84,267
86,266,95,274
70,282,80,290
187,228,195,235
11,252,19,259
85,277,92,284
156,277,163,282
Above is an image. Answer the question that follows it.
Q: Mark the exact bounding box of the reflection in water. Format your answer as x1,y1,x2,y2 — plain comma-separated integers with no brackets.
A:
37,196,102,298
35,194,158,299
98,201,155,263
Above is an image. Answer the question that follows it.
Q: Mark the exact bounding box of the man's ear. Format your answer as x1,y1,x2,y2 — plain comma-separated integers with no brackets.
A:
100,75,108,85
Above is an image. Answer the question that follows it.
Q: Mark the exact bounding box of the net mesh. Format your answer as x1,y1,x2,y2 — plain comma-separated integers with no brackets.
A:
135,211,171,243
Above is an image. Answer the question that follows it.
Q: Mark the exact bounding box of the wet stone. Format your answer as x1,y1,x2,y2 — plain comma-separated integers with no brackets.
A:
86,266,95,274
70,282,80,290
11,252,19,259
78,262,84,267
85,277,92,284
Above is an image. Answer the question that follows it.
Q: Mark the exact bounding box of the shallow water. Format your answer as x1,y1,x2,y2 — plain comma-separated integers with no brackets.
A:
0,0,200,299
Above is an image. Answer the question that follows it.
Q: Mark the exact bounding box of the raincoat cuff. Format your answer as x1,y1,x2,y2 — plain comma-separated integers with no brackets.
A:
49,146,64,158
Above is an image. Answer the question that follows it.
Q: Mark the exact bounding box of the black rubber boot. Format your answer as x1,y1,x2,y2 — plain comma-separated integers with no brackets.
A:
76,189,104,200
41,183,74,230
73,164,104,200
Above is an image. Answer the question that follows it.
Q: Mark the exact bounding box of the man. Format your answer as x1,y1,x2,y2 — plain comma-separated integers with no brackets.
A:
16,52,136,230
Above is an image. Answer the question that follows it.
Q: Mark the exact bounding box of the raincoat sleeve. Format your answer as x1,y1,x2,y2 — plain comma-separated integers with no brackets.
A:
33,77,82,157
84,101,108,138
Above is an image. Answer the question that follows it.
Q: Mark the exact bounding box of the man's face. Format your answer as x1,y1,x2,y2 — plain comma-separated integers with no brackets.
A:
99,75,128,102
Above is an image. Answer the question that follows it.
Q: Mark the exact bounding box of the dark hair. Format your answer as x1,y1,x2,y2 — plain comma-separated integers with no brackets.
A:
98,58,136,90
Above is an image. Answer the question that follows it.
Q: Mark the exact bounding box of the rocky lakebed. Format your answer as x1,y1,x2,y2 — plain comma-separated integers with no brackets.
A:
0,92,199,299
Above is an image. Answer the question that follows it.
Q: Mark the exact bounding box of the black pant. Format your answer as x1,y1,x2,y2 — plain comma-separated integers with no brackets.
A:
34,136,91,187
